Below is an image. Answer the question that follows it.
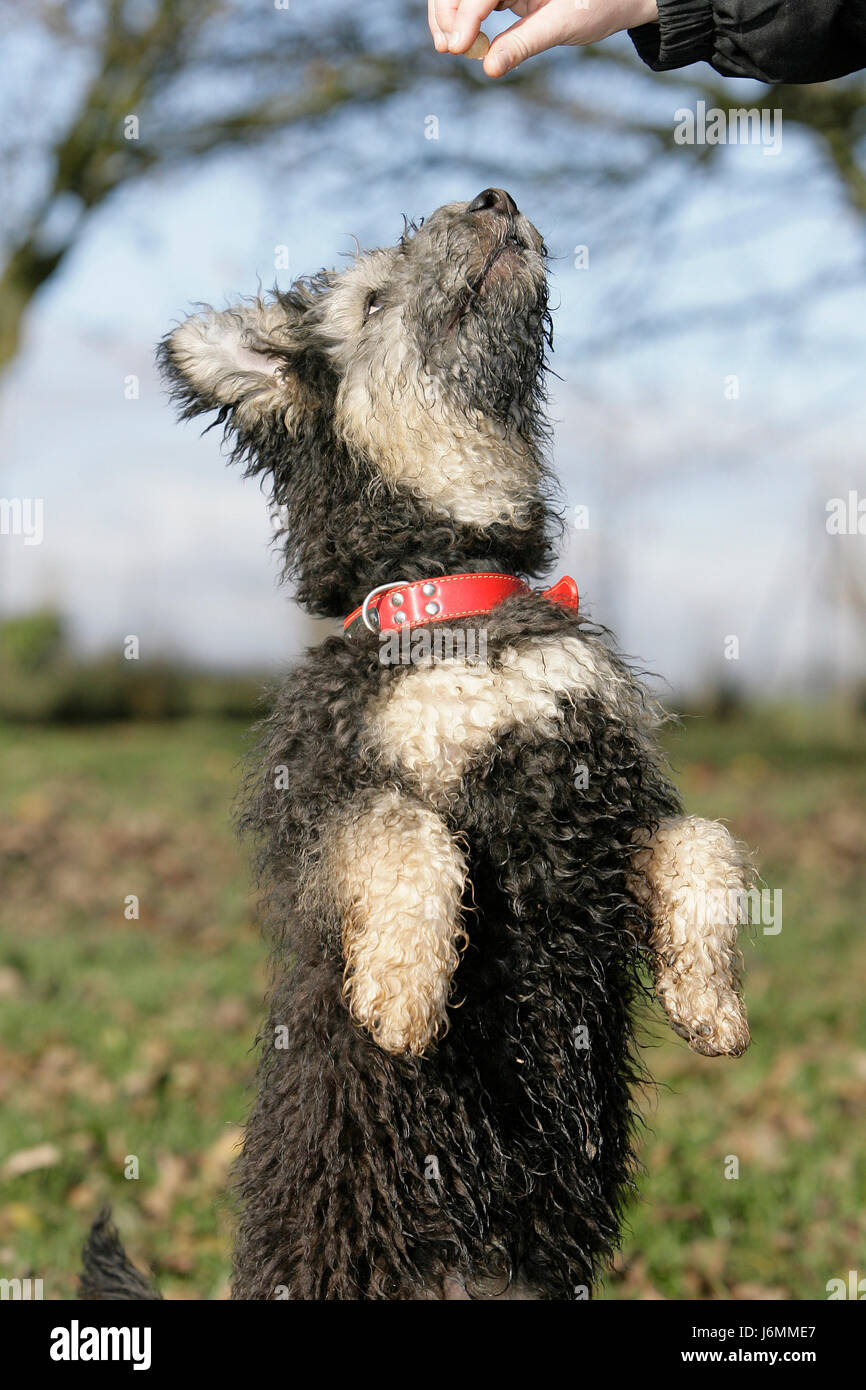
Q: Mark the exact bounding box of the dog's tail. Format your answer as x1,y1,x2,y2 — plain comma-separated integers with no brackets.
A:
78,1208,162,1300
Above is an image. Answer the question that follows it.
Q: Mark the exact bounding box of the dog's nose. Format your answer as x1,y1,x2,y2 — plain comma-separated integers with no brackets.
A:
467,188,519,218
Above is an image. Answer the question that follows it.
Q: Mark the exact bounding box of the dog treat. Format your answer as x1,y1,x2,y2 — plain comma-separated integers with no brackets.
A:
465,32,490,60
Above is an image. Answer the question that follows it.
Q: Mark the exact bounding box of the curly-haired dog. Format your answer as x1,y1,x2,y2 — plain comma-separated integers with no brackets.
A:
82,188,751,1301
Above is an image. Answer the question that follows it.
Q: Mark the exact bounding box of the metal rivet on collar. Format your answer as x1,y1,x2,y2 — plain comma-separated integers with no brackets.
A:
394,610,406,623
391,592,404,606
361,579,412,633
425,602,439,616
422,582,437,596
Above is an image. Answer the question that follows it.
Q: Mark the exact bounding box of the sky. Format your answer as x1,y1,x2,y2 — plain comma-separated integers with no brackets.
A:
2,16,865,699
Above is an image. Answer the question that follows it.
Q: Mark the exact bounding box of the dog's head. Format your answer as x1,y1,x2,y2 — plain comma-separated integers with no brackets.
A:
159,190,558,616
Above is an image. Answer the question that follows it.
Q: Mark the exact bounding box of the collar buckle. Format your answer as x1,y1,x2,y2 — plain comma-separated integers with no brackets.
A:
361,580,412,633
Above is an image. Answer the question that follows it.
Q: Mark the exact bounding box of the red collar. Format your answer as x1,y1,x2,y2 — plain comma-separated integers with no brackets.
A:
343,572,578,636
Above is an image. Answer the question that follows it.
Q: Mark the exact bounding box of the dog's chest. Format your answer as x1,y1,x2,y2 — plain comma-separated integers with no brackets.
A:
365,631,620,803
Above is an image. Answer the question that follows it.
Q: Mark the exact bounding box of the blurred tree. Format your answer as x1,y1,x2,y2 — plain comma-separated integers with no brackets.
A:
0,607,65,671
1,0,865,369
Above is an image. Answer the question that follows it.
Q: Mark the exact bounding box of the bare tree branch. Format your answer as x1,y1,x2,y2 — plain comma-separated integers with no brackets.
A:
0,0,865,368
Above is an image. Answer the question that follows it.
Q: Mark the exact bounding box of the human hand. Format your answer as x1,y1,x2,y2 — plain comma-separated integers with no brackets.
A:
428,0,659,78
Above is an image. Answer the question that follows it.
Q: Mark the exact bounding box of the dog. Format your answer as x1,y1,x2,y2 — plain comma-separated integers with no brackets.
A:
81,188,751,1301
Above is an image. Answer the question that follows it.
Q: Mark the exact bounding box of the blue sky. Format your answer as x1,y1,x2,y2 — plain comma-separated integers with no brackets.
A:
2,25,865,696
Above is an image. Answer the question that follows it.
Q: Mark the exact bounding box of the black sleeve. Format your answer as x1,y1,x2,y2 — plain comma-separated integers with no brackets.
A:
629,0,866,83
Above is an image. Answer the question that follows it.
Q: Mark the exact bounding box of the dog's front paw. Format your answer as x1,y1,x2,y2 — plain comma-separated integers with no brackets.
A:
331,790,468,1058
344,969,443,1056
659,972,750,1058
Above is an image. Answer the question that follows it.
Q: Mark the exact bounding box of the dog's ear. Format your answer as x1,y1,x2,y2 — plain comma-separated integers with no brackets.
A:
157,295,321,442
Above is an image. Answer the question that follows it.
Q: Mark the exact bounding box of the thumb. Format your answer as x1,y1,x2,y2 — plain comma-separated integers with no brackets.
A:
483,9,565,76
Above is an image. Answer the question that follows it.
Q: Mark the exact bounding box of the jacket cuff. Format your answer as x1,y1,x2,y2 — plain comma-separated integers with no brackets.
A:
629,0,715,72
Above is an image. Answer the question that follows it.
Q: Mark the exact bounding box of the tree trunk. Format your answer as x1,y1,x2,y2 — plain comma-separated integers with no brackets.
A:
0,240,65,371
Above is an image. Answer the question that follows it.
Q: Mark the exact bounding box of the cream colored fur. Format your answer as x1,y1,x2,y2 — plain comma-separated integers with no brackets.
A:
367,635,659,804
631,815,751,1056
337,361,541,527
328,788,468,1055
169,303,290,421
319,255,542,527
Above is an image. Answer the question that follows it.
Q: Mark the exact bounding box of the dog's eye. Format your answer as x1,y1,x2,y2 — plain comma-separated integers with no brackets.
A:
364,291,384,321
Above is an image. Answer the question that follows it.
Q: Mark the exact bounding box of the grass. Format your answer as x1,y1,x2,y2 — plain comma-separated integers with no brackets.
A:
0,705,864,1300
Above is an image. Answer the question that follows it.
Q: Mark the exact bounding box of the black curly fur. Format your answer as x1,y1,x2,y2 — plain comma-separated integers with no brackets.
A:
84,193,688,1301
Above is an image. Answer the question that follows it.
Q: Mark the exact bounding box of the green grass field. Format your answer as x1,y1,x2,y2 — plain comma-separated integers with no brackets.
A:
1,707,864,1300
